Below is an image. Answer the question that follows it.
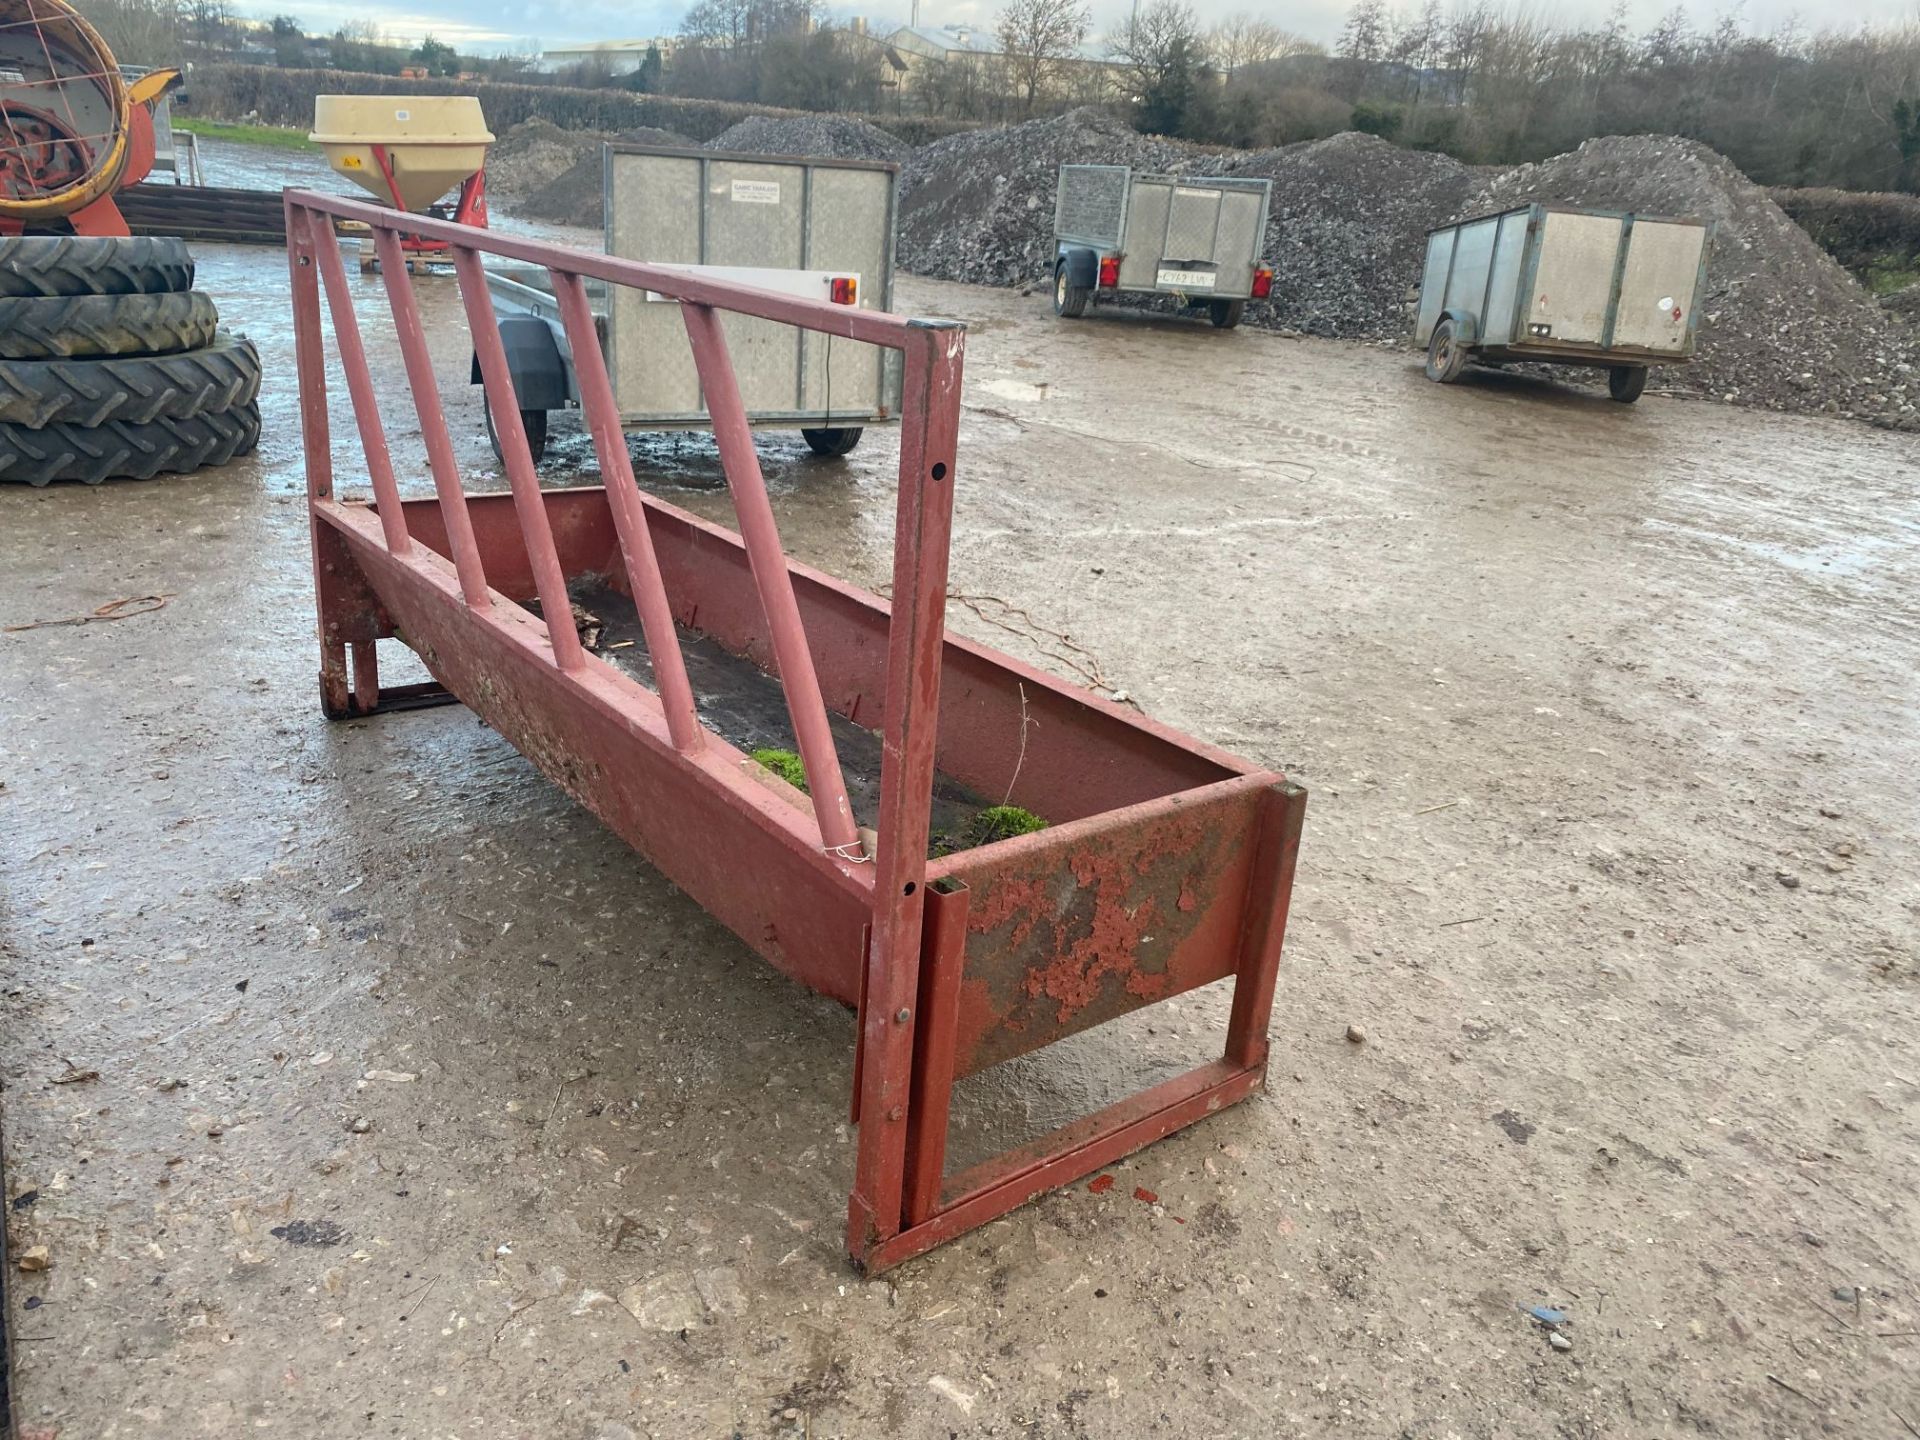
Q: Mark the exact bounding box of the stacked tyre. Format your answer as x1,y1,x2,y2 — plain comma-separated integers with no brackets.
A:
0,236,261,486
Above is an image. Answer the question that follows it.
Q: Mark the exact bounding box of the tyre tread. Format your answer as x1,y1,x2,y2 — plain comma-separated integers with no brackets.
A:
0,402,261,485
0,236,195,297
0,291,220,360
0,333,260,427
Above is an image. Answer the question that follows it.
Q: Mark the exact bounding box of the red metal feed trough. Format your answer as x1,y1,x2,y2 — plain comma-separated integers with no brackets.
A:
285,190,1308,1272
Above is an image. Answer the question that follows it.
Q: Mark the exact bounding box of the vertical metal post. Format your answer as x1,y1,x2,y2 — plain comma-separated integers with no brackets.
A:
373,225,490,609
308,214,412,556
902,880,971,1227
552,269,703,753
351,641,380,713
679,300,859,853
1224,782,1309,1070
452,246,586,674
849,319,966,1260
1600,214,1636,351
286,201,350,718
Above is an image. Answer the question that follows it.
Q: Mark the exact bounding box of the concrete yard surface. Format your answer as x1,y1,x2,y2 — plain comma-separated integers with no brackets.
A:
2,251,1918,1438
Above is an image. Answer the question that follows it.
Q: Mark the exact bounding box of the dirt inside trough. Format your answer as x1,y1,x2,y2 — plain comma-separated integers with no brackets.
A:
537,578,996,848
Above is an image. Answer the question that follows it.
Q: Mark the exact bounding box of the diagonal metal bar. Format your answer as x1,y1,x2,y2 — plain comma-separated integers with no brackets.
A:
451,245,586,673
309,214,411,554
373,225,489,608
552,268,702,752
678,299,859,853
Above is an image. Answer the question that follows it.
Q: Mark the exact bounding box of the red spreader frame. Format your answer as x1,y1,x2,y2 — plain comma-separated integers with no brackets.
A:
285,189,1308,1273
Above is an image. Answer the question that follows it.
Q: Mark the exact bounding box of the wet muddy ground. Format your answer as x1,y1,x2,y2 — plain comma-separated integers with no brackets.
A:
2,225,1918,1439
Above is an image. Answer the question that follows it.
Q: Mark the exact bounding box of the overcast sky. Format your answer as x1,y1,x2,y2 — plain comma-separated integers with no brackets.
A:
239,0,1918,56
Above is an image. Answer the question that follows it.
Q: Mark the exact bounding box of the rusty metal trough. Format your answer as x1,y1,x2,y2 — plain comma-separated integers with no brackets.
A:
285,189,1307,1272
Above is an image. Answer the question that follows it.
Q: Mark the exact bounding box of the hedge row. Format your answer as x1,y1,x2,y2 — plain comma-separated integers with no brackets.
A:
184,64,975,149
1772,186,1920,271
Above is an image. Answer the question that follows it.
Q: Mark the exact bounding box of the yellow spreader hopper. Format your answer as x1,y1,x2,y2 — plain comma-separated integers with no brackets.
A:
309,95,493,269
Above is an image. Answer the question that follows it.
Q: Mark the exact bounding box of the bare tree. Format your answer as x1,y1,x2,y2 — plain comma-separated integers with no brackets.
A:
1337,0,1389,64
1208,13,1306,74
996,0,1091,116
186,0,235,51
681,0,813,49
86,0,184,63
1108,0,1205,134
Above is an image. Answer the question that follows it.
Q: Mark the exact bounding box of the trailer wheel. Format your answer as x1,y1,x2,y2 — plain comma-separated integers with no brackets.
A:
484,400,548,463
0,236,195,298
1053,262,1090,319
0,290,219,361
1424,317,1471,384
1208,299,1245,329
802,426,862,457
1608,366,1648,404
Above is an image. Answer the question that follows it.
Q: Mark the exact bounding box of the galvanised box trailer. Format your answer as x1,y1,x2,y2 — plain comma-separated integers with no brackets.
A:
1051,165,1274,329
1416,204,1712,403
481,143,900,458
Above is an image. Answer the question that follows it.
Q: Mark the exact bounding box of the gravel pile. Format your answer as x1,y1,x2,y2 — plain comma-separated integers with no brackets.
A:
486,119,604,203
899,117,1466,330
518,126,695,228
1468,136,1918,427
1220,132,1472,339
707,114,907,163
899,108,1193,287
1883,286,1920,322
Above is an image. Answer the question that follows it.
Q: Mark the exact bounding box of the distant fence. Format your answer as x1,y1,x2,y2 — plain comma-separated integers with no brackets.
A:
183,64,975,148
1773,186,1920,274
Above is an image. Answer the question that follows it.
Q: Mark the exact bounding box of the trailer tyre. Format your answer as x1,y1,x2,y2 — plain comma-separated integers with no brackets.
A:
801,427,862,457
484,401,549,463
1208,299,1245,329
1608,365,1648,404
0,332,261,428
1053,262,1091,319
0,401,261,486
1425,317,1471,384
0,290,220,361
0,236,195,298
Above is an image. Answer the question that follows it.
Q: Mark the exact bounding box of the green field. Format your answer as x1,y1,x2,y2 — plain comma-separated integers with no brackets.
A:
178,119,312,149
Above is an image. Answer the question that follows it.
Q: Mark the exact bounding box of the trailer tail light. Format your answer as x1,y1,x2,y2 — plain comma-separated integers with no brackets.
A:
1097,254,1121,289
829,276,857,305
1251,265,1274,299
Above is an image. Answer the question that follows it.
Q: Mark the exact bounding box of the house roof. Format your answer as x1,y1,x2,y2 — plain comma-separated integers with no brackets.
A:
891,24,998,55
544,37,673,54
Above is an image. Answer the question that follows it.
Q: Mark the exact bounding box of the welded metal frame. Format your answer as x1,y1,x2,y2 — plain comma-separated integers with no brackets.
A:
285,189,1307,1273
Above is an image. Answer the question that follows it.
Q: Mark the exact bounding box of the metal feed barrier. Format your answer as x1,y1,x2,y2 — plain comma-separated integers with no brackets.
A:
285,189,1308,1272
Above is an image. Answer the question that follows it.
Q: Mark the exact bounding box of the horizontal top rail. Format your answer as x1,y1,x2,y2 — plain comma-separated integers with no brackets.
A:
283,188,958,352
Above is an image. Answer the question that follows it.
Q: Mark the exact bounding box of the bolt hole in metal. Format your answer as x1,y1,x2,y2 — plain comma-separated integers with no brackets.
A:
903,881,917,895
930,462,948,481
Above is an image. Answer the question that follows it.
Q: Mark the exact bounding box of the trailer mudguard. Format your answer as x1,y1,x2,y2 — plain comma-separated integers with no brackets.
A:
1058,246,1099,290
1437,307,1480,347
469,314,568,410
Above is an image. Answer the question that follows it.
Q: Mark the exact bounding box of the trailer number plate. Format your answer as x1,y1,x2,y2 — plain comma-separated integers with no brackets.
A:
1157,268,1215,289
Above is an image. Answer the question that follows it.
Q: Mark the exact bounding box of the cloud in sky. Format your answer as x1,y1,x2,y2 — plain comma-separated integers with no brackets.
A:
239,0,1920,52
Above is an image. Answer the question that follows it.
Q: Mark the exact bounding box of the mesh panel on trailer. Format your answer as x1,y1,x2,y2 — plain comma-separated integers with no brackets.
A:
1054,165,1127,248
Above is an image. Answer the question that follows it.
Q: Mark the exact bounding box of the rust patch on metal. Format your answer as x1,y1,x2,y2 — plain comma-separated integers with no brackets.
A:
942,779,1268,1077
